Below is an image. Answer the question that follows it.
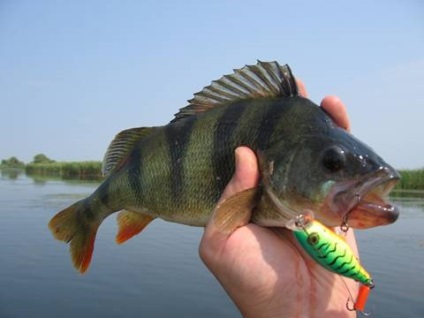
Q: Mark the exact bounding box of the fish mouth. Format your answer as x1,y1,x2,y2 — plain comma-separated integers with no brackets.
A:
332,167,400,229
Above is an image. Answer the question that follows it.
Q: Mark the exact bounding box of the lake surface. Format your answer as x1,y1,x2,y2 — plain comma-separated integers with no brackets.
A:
1,171,423,317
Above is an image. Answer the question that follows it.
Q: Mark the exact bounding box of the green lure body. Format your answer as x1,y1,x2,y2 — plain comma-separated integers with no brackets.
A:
291,215,373,286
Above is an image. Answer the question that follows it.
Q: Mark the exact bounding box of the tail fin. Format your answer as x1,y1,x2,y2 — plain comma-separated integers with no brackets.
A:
48,200,100,273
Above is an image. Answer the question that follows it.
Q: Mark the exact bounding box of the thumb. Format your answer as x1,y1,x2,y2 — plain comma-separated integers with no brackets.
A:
200,147,259,257
219,146,260,203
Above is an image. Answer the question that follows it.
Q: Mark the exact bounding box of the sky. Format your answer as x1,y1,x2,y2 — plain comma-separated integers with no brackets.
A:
0,0,423,169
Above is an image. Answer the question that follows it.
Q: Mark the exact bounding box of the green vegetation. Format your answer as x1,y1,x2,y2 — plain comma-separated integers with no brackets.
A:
0,156,25,169
0,154,102,180
395,169,424,190
2,154,424,187
32,153,55,164
24,153,102,180
25,161,102,180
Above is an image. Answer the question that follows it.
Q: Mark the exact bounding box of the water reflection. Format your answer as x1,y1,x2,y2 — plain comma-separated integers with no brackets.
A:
0,168,24,180
391,189,424,199
391,190,424,209
0,173,423,318
26,173,102,186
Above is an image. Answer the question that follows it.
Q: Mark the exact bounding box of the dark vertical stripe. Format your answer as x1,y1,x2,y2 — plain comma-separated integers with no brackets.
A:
328,248,346,267
97,180,110,208
316,242,330,252
212,102,248,195
82,199,95,221
317,242,337,259
339,261,357,276
255,99,290,150
165,116,196,203
336,253,354,271
128,146,143,205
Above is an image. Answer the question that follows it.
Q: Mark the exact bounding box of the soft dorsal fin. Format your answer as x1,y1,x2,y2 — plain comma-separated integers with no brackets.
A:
172,61,298,123
102,127,158,176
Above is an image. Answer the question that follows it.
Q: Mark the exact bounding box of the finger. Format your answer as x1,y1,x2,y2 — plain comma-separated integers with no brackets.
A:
320,96,351,132
200,147,259,254
296,79,308,97
219,147,260,203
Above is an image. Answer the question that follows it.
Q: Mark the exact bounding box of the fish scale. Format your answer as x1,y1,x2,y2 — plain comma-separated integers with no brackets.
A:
165,115,196,202
48,61,399,273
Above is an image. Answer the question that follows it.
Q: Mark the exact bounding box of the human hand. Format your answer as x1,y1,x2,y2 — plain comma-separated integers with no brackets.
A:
199,85,358,318
297,80,351,131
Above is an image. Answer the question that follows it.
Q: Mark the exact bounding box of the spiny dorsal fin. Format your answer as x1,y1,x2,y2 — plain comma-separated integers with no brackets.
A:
172,61,298,123
102,127,158,176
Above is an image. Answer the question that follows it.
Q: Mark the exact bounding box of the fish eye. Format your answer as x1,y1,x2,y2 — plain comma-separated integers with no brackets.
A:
307,232,319,245
321,145,346,172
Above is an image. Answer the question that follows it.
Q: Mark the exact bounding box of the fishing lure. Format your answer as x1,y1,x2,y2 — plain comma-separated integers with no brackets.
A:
286,212,374,315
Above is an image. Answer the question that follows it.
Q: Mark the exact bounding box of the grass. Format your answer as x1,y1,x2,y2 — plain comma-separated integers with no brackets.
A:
395,169,424,190
25,161,103,180
22,161,424,189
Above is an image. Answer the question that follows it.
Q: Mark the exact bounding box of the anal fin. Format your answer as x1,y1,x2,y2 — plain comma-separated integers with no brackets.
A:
116,210,154,244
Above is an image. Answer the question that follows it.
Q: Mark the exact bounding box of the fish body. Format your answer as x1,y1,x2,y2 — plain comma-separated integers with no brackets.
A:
49,61,400,273
289,213,373,286
96,96,340,226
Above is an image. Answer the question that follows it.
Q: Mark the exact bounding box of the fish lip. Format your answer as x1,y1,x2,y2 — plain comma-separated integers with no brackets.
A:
332,166,400,228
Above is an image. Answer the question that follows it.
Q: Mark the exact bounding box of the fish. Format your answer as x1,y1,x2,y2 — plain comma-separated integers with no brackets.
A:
48,61,400,273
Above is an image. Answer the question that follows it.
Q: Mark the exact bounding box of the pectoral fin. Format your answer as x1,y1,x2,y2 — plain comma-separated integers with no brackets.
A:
116,210,154,244
212,187,260,235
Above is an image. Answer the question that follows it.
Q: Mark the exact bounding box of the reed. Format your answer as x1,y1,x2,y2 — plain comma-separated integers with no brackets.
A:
22,161,424,189
395,169,424,190
25,161,103,180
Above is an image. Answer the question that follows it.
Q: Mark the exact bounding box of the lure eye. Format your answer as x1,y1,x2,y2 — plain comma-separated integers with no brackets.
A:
307,232,320,245
321,146,346,172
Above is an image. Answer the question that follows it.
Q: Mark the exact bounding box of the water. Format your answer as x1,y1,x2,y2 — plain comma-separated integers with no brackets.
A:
0,172,423,317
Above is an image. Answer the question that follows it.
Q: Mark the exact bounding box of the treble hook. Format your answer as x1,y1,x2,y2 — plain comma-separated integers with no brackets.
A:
340,212,350,233
341,194,360,233
346,284,373,316
346,297,372,316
